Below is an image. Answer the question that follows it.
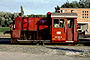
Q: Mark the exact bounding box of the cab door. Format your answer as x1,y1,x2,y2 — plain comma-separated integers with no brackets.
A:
66,19,74,41
52,18,66,42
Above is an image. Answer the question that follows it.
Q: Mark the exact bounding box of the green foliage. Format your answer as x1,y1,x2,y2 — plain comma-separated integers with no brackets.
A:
55,0,90,11
0,11,18,27
0,6,46,27
55,5,60,12
27,14,46,18
79,0,89,8
72,1,80,8
0,10,46,27
61,1,81,8
21,6,24,16
0,27,10,32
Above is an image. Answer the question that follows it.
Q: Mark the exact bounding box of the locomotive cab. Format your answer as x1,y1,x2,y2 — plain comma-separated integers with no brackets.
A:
51,13,78,43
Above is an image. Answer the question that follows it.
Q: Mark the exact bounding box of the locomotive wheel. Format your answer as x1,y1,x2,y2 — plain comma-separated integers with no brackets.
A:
11,38,17,44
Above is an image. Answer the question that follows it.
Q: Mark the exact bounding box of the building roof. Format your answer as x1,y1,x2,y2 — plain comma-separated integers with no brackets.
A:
51,13,78,18
60,8,90,9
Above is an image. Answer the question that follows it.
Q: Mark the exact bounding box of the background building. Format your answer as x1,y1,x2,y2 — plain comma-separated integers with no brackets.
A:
60,8,90,32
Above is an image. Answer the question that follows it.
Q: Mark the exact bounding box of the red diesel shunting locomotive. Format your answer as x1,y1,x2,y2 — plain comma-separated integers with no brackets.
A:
9,12,78,43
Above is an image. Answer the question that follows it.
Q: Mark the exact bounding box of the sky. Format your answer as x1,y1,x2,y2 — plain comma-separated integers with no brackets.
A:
0,0,79,15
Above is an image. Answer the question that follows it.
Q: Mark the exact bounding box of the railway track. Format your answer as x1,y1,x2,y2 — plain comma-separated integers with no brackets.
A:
0,38,11,43
0,33,90,45
0,38,90,46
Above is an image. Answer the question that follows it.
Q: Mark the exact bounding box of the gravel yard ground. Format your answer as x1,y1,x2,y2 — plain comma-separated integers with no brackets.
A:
0,45,90,60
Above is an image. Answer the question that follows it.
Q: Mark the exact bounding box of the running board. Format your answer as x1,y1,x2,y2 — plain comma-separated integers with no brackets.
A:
65,41,74,43
17,40,51,42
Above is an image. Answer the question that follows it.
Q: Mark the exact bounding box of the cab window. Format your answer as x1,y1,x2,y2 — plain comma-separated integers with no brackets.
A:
53,19,64,28
67,19,74,28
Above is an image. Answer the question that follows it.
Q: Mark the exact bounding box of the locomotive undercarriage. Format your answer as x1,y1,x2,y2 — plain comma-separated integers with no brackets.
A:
11,28,52,43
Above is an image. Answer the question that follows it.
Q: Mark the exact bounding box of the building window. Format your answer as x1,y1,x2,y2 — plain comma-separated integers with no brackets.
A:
71,10,74,13
62,10,65,13
82,11,84,13
82,11,89,18
82,14,84,15
61,10,65,13
85,11,86,13
61,10,63,13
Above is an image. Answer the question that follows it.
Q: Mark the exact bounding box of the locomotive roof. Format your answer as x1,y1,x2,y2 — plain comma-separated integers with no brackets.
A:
51,13,78,18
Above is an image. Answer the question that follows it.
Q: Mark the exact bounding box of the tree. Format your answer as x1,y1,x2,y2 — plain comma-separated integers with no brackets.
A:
0,17,2,26
1,17,5,27
72,1,80,8
86,0,90,7
61,3,71,8
60,0,90,8
20,6,24,16
0,11,19,27
55,5,60,12
79,0,87,8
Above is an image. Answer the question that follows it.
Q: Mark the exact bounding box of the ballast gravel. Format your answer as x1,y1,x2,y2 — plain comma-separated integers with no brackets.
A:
0,45,90,60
